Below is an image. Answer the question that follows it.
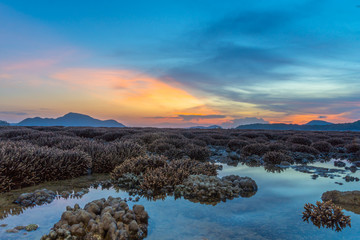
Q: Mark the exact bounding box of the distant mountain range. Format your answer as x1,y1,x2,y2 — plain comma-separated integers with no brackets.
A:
189,125,222,129
236,120,360,131
16,113,126,127
304,120,333,126
0,120,9,126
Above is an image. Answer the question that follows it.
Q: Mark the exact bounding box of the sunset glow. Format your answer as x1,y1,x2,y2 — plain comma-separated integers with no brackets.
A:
1,0,360,127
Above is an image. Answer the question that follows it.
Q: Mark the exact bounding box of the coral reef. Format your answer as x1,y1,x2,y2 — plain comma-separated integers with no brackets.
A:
41,196,149,240
302,200,351,232
1,126,360,193
263,151,293,165
111,155,218,194
0,141,91,192
174,174,258,204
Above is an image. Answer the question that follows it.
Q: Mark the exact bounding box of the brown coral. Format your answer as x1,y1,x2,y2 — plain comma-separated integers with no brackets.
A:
302,200,351,232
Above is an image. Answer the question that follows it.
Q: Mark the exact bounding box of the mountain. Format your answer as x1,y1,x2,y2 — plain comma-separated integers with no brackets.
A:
221,117,269,128
305,120,333,126
0,120,9,126
236,120,360,131
17,113,126,127
189,125,222,129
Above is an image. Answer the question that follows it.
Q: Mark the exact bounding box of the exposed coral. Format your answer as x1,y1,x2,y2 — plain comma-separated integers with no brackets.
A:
288,136,312,146
2,126,360,192
263,151,293,165
242,143,270,156
302,200,351,232
111,155,167,180
322,190,360,206
311,141,333,153
0,141,91,192
174,174,257,204
41,196,149,240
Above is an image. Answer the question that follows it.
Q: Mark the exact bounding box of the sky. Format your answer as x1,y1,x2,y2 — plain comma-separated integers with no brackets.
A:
0,0,360,127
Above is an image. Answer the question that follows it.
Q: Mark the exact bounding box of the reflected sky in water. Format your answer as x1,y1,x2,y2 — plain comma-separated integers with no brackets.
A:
0,161,359,240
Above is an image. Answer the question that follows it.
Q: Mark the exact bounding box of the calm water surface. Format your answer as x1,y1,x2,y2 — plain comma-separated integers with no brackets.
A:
0,161,359,240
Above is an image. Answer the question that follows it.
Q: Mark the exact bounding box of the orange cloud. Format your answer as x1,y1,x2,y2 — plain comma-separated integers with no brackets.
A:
51,68,220,125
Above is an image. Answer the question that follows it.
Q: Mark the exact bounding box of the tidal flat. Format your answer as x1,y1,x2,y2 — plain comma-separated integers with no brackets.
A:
0,127,360,239
0,161,359,239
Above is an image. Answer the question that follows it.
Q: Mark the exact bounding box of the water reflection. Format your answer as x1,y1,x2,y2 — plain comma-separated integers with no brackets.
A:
0,161,359,240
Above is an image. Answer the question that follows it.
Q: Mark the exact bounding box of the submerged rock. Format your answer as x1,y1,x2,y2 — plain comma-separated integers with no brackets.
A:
6,229,19,233
343,175,360,182
14,189,56,207
41,196,149,240
15,226,25,230
25,224,39,231
174,174,257,204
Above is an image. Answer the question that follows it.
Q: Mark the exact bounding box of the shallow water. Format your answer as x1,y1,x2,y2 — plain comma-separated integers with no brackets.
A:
0,161,359,240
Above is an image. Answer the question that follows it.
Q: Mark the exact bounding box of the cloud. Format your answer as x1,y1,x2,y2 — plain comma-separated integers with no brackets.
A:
0,111,28,116
145,114,227,121
146,1,360,124
51,68,227,126
318,116,327,119
178,114,226,121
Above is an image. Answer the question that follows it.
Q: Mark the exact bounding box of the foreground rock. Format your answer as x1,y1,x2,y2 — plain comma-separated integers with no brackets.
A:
41,196,149,240
174,174,257,204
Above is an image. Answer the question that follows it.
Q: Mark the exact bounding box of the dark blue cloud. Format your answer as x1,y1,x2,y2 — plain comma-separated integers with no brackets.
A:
0,111,28,116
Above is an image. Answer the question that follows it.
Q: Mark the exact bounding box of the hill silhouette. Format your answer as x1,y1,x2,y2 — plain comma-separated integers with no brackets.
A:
189,125,222,129
236,120,360,131
17,113,126,127
305,120,333,126
0,120,9,126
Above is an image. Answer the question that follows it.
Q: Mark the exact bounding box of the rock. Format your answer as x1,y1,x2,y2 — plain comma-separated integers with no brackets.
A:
322,190,360,206
60,191,71,198
25,224,39,231
14,189,56,207
334,160,346,167
14,226,25,230
41,197,149,240
128,220,139,233
0,224,8,227
6,229,19,233
343,175,360,182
